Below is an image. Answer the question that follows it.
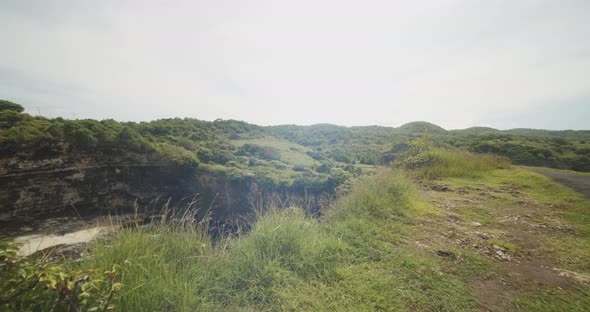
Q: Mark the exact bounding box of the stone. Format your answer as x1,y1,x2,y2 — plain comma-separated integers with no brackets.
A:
475,232,490,239
492,245,505,251
495,250,511,261
436,250,455,258
431,184,450,192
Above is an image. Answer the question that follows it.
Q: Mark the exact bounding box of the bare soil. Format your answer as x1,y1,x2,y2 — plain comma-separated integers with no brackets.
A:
417,176,589,311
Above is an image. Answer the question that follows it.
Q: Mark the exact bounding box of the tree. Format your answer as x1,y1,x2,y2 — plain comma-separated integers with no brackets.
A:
0,100,24,113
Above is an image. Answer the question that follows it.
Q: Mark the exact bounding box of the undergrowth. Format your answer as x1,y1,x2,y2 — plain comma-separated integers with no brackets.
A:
414,149,510,179
401,134,510,179
77,170,478,311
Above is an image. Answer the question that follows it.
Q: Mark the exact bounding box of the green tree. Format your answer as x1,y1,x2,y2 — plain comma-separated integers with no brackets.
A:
0,100,24,113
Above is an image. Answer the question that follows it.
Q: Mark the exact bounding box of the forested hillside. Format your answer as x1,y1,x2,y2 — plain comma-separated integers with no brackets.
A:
2,100,590,179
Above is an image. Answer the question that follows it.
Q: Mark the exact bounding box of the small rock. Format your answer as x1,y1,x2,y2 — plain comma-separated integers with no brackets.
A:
495,250,511,261
415,241,429,249
475,232,490,239
471,222,482,227
492,245,506,251
436,250,455,258
431,184,450,192
496,250,512,261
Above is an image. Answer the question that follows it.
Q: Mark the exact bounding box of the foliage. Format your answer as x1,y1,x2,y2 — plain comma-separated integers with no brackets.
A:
0,240,120,311
78,171,482,311
0,100,24,113
236,143,280,161
400,132,439,169
398,134,510,179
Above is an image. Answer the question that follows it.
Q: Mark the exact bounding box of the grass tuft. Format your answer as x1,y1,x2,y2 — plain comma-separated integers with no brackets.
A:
413,149,510,180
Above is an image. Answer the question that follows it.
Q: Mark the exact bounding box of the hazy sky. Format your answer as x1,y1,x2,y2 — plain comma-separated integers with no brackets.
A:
1,0,589,130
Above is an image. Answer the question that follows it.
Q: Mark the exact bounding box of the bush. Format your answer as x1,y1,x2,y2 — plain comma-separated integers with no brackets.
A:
63,123,98,149
292,164,305,172
156,143,199,167
236,144,280,161
0,100,24,113
411,149,510,179
400,134,438,169
117,126,152,152
0,111,28,128
0,240,120,311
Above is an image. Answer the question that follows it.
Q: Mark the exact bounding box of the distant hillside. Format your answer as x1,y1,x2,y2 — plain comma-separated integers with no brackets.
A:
450,127,499,134
1,99,589,172
397,121,447,134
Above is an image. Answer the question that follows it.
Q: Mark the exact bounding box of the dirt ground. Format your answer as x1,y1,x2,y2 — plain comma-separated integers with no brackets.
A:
415,171,590,311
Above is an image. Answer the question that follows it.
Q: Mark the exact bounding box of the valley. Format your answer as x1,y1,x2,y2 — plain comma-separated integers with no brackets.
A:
1,102,589,311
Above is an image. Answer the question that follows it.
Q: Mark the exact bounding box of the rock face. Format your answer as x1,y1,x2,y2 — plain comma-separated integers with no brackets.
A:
1,163,252,218
0,145,301,224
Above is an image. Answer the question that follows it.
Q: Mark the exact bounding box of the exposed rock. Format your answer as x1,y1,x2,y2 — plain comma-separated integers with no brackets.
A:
436,250,455,258
495,250,511,261
492,245,506,252
0,150,325,223
475,232,490,239
431,184,450,192
553,268,590,285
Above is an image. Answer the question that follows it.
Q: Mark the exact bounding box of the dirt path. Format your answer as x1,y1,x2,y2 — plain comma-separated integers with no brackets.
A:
528,168,590,199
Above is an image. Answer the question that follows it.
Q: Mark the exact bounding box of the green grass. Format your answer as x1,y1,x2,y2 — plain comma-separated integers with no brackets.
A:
488,239,522,252
521,166,590,176
512,287,590,312
81,170,481,311
412,149,511,180
230,136,319,168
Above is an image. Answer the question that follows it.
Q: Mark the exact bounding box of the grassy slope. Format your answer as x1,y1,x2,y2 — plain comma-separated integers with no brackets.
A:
520,165,590,176
229,136,318,168
81,152,589,311
83,171,480,311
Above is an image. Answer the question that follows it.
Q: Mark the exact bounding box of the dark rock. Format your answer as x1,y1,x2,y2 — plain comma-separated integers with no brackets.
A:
436,250,455,258
431,184,450,192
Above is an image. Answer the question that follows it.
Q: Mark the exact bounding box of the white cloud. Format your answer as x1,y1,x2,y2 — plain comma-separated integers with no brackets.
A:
0,0,588,129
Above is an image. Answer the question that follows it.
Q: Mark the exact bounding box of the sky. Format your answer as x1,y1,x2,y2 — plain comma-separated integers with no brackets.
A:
0,0,589,130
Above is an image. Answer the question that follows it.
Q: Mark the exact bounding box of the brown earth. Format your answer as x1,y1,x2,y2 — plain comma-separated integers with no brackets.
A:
416,176,589,311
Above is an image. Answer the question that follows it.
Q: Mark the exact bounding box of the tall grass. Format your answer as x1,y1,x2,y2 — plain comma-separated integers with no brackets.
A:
413,149,510,179
84,207,346,311
82,170,477,311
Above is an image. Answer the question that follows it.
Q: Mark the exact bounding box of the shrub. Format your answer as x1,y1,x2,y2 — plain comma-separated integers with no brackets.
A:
292,164,305,172
156,143,199,167
117,126,151,152
0,110,28,128
315,162,332,173
411,149,510,179
236,144,280,161
63,123,98,149
0,240,120,311
400,134,438,169
0,100,24,113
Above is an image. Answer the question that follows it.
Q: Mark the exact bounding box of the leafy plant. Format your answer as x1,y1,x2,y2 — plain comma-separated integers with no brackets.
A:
0,240,121,312
0,100,24,113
